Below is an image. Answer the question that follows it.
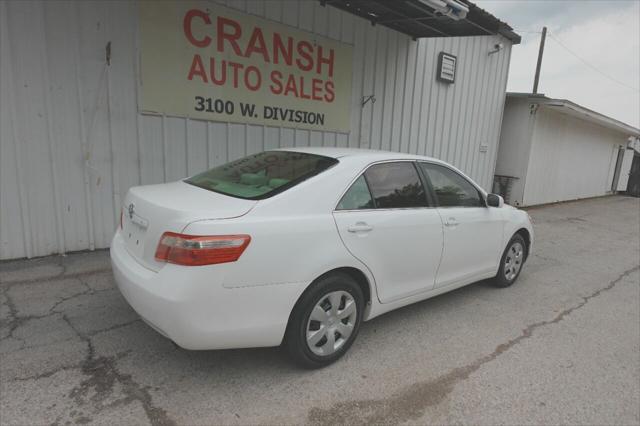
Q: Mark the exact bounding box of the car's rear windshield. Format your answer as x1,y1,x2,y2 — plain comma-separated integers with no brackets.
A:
185,151,339,200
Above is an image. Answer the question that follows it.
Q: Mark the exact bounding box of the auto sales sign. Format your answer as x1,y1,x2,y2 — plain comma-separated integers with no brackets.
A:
139,2,353,132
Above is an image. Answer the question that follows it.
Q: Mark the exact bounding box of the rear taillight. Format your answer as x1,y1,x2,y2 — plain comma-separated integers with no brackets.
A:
154,232,251,266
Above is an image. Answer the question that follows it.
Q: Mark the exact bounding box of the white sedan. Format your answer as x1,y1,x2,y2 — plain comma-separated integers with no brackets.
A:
111,148,533,368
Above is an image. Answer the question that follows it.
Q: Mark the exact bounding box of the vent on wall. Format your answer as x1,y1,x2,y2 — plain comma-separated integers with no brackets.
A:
437,52,457,84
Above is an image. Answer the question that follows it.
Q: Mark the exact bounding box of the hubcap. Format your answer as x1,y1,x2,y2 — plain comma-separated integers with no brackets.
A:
306,291,357,356
504,241,524,281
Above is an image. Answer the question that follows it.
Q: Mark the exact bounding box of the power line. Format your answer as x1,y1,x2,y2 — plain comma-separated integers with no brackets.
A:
547,32,640,92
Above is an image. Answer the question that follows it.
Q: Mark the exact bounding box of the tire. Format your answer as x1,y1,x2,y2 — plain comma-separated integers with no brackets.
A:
284,272,364,369
493,234,527,288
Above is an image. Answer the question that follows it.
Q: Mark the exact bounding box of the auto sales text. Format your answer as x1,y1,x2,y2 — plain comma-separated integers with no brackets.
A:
184,9,336,103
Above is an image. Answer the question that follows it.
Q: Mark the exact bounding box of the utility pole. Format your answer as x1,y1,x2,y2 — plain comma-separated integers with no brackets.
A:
532,26,547,94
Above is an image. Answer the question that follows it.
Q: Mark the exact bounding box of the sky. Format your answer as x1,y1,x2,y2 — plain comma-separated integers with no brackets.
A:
473,0,640,128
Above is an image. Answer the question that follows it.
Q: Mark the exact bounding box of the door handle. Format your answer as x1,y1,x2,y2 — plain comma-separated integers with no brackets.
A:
348,222,374,233
444,217,459,227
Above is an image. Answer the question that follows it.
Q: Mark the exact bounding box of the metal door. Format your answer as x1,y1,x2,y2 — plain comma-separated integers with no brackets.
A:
611,147,626,192
626,154,640,197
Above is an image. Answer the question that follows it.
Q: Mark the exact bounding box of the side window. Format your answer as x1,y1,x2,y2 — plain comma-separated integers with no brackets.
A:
364,162,428,208
419,163,483,207
336,176,374,210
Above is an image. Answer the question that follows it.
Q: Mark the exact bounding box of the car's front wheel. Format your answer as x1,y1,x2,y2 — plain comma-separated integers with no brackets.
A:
493,233,527,288
284,272,364,369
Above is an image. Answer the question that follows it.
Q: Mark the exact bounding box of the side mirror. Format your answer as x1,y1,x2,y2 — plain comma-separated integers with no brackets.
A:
487,193,504,208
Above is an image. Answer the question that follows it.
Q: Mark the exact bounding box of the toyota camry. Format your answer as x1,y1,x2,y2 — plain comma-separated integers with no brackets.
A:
111,147,533,368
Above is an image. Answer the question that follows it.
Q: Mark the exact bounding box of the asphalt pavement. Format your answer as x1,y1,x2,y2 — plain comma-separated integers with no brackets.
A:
1,195,638,425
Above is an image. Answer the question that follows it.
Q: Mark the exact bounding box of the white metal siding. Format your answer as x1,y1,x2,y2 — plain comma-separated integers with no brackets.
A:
523,106,632,205
494,97,536,206
0,0,512,259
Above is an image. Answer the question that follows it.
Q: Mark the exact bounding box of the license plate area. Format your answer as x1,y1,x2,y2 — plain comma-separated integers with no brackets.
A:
123,214,149,260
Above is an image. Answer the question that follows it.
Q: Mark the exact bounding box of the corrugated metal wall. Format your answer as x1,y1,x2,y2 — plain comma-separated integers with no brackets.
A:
494,96,535,206
0,0,512,260
523,106,632,206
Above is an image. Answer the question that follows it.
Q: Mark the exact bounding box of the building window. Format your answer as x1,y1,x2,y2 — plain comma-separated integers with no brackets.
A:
437,52,457,84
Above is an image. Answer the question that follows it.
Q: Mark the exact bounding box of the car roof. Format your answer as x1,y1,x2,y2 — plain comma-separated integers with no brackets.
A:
274,146,441,162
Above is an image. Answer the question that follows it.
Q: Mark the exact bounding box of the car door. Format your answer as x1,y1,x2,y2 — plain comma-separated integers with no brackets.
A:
333,161,444,303
418,162,504,288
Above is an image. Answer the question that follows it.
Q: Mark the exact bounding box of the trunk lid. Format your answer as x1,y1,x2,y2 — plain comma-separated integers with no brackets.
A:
120,181,256,271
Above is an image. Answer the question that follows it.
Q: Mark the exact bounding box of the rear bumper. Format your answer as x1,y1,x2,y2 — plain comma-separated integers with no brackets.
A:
110,232,307,350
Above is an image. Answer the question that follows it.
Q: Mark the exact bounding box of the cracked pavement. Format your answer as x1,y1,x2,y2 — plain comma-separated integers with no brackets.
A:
1,195,639,425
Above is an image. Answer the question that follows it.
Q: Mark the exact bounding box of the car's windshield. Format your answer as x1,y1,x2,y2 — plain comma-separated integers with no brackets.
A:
185,151,338,200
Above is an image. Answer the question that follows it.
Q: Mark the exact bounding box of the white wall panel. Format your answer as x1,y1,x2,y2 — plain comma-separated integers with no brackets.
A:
524,107,632,205
0,0,29,259
494,97,535,206
0,0,512,259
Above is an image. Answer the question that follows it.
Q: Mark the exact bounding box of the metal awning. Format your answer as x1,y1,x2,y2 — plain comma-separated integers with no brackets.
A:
323,0,521,44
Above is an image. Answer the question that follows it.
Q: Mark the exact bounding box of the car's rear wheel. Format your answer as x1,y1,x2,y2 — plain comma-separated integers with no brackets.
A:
493,234,527,288
284,272,364,369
